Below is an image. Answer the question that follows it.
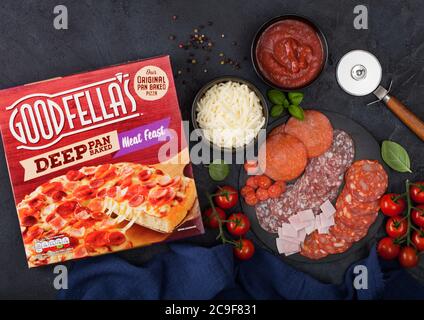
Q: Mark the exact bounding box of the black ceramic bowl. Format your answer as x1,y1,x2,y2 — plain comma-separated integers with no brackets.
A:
251,14,329,91
191,76,269,153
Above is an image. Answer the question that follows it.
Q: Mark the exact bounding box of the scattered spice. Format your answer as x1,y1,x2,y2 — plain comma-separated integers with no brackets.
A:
172,15,178,21
168,35,176,40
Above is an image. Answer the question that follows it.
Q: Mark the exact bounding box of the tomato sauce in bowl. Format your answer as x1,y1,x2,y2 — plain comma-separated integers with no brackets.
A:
253,16,327,90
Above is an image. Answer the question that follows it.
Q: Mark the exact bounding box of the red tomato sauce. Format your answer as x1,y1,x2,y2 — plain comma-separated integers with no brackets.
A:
255,19,325,89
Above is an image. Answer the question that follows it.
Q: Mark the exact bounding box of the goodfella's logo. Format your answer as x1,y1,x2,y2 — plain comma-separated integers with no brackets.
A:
7,73,139,150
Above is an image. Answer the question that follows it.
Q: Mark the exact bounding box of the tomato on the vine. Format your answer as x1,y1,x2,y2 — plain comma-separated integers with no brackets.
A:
386,216,408,238
410,182,424,204
411,204,424,228
399,246,419,268
203,207,226,229
377,237,400,260
412,230,424,251
214,186,238,209
226,213,250,236
380,193,407,217
233,238,255,260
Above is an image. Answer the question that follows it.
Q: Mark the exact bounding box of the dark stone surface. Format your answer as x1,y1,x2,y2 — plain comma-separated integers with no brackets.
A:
0,0,423,299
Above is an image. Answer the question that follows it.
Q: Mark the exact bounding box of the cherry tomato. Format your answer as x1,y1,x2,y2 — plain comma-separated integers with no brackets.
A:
274,180,287,193
412,230,424,251
256,175,272,189
411,205,424,228
244,193,258,206
240,185,255,198
386,216,408,238
256,187,269,201
268,183,283,198
214,186,238,209
410,182,424,204
245,176,258,189
203,207,226,229
233,238,255,260
399,246,419,268
244,160,259,175
380,193,407,217
226,213,251,236
377,237,400,260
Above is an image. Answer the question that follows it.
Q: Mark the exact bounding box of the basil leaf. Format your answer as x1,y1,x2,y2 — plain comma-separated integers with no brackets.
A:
288,92,304,105
209,159,230,181
381,140,412,173
267,89,288,105
270,104,284,118
288,104,304,120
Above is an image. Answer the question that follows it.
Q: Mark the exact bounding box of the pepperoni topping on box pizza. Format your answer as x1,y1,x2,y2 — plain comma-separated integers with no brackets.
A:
51,190,67,202
107,231,126,246
56,200,78,217
129,194,145,207
66,170,85,181
89,178,105,189
21,215,38,227
28,195,46,209
85,230,109,248
73,185,96,200
41,181,63,196
138,169,153,181
87,198,103,212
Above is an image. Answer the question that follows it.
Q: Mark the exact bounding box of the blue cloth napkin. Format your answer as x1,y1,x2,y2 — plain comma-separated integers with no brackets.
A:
58,244,424,300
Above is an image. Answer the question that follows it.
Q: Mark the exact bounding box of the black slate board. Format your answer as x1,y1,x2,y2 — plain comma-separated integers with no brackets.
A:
239,110,387,264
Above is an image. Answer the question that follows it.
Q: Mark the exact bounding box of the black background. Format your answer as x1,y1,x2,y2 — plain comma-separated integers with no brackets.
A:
0,0,423,299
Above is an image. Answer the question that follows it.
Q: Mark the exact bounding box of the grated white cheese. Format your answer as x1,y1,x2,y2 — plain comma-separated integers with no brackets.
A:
196,81,265,148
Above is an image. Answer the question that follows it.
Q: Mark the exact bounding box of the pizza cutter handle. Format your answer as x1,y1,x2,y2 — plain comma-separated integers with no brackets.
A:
384,95,424,141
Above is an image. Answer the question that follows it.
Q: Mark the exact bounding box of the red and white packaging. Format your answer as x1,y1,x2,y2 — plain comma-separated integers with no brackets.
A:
0,55,204,267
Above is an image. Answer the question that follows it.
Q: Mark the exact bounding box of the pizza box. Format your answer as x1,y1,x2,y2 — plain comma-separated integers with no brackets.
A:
0,55,204,268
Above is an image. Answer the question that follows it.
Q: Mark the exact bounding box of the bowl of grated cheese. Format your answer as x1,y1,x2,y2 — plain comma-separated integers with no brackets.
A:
192,77,268,152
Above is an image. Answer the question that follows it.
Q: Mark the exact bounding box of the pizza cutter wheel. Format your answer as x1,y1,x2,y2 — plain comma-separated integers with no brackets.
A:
336,50,424,141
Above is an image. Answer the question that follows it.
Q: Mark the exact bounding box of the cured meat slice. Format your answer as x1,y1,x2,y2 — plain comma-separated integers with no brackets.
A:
258,133,307,181
300,231,328,259
330,221,368,243
335,208,377,231
269,124,285,137
284,110,333,158
313,231,352,254
336,188,380,216
345,160,388,203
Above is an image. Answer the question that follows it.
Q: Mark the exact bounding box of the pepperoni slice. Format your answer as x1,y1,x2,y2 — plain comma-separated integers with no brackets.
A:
166,188,176,201
121,166,135,176
21,215,38,227
107,186,118,198
87,199,103,212
73,245,89,258
56,201,78,217
28,195,46,209
52,190,67,202
96,188,107,199
116,176,133,188
107,231,126,246
73,185,96,200
90,211,107,220
85,230,109,247
66,170,85,181
45,212,56,223
94,164,111,178
24,226,43,243
138,169,152,181
41,181,63,196
129,194,145,207
89,178,105,189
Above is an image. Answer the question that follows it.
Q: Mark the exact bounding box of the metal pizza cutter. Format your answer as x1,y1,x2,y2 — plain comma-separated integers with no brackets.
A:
336,50,424,141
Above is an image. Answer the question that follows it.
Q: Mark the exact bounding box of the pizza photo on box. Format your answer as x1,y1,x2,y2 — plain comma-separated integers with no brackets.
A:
0,55,204,268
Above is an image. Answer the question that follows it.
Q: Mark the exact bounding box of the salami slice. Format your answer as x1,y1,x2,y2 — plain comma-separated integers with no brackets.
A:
345,160,388,203
336,188,380,216
300,232,329,259
313,231,352,254
329,222,367,243
335,208,378,231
